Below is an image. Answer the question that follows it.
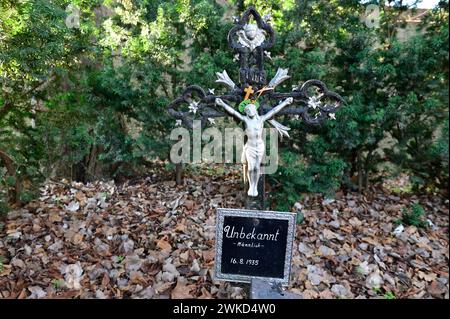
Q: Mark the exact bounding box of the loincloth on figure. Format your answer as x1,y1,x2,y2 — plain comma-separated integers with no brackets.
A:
242,143,265,166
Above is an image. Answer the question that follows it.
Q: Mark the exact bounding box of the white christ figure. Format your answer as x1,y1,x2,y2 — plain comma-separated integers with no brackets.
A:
215,97,294,197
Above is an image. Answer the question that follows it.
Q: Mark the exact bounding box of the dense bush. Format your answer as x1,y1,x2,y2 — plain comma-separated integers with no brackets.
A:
400,203,428,228
0,0,448,209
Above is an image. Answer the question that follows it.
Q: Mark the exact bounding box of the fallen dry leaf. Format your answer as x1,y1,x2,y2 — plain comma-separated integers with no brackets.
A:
156,237,172,252
171,280,194,299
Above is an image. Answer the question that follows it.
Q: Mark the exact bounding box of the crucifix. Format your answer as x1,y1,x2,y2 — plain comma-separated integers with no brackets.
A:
215,96,293,198
243,86,254,100
168,6,343,210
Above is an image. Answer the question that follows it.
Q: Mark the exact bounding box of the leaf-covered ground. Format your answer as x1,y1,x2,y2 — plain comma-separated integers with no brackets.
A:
0,166,448,299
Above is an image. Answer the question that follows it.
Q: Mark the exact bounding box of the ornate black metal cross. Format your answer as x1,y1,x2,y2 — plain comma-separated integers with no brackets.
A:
168,6,343,209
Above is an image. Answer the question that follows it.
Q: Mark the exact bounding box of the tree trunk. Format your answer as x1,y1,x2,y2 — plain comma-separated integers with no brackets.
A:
0,149,21,206
0,101,12,120
363,149,374,190
72,161,87,183
357,152,363,192
175,163,183,185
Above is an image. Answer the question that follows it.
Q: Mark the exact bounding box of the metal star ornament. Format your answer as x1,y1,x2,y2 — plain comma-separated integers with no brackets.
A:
188,101,199,114
307,96,321,109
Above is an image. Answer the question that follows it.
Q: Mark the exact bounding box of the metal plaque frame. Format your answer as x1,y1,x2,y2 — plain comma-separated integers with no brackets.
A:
214,208,296,285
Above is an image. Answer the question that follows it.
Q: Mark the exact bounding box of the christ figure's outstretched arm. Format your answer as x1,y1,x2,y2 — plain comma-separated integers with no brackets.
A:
215,98,246,122
261,97,293,121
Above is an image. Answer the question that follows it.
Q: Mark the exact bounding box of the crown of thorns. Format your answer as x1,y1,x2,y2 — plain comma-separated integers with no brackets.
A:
238,99,260,113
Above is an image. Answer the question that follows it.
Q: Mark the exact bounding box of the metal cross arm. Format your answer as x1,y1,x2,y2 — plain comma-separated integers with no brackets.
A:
261,79,344,125
167,84,243,129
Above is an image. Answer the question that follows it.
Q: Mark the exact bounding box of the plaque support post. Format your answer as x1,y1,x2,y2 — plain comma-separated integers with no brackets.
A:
250,278,302,299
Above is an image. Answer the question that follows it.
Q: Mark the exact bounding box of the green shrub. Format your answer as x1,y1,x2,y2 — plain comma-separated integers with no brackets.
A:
0,255,4,273
401,204,427,228
269,146,346,211
383,291,396,299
